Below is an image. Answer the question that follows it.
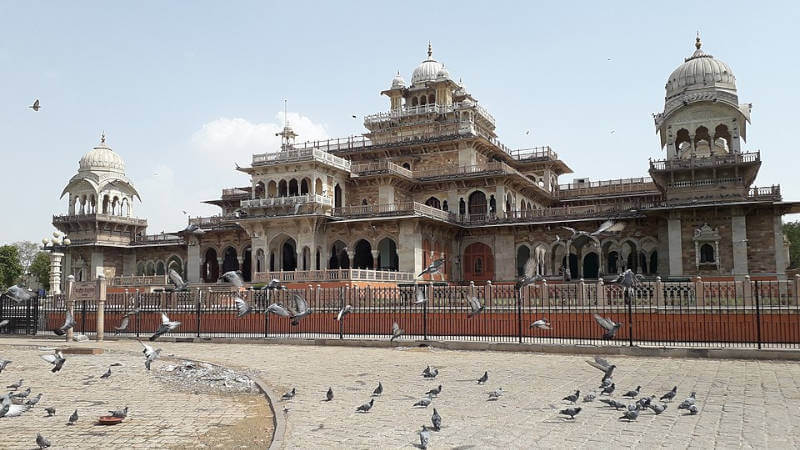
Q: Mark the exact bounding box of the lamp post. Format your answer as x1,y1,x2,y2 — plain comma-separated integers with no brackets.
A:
42,232,70,295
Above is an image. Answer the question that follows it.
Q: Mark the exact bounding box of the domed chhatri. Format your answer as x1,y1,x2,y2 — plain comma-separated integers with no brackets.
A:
411,42,444,85
665,36,737,100
391,71,406,89
79,133,126,174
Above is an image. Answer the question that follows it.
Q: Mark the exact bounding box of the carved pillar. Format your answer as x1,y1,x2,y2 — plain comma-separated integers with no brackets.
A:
49,252,64,295
96,275,107,342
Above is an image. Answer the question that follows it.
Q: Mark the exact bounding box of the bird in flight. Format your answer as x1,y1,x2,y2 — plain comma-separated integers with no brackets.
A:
29,99,41,111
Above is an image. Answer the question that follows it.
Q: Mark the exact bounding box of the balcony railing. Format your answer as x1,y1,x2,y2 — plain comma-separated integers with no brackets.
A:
110,275,168,286
251,148,351,172
667,177,743,189
241,194,333,209
350,161,414,179
650,151,761,171
333,202,453,222
363,101,496,127
253,269,415,283
557,177,657,198
187,215,234,228
52,213,147,226
747,185,781,201
132,234,184,245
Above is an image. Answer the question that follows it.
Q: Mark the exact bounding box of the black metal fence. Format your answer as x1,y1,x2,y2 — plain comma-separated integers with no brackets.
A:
6,278,800,350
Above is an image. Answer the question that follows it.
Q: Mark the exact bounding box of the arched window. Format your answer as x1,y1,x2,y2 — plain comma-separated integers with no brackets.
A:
459,198,466,215
442,200,448,212
302,246,310,270
714,124,731,151
700,244,715,263
242,246,252,281
411,97,418,107
675,128,691,153
315,178,323,195
516,245,530,277
420,95,426,105
267,180,278,198
468,191,487,217
145,261,155,276
694,126,710,145
315,248,321,270
167,255,183,278
428,94,435,104
649,251,658,275
278,180,288,197
353,239,373,269
121,198,130,217
463,242,494,281
378,238,399,271
329,240,349,269
203,248,218,282
300,178,309,195
334,184,342,208
282,238,297,271
222,247,239,273
583,252,599,279
402,162,411,170
256,249,265,273
362,199,368,206
289,179,299,196
425,197,441,209
136,262,145,276
489,195,496,215
607,251,619,274
102,195,110,214
255,182,265,199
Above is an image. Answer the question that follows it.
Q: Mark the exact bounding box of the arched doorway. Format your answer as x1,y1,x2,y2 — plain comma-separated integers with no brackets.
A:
561,254,579,279
302,246,310,270
463,242,494,282
202,248,219,282
425,197,441,209
329,240,349,269
256,249,265,273
583,253,599,279
516,245,530,277
378,238,399,271
278,180,288,197
649,251,658,275
242,246,252,281
282,239,297,271
334,184,342,208
607,251,619,274
353,239,373,269
289,179,299,196
468,191,487,219
222,247,239,273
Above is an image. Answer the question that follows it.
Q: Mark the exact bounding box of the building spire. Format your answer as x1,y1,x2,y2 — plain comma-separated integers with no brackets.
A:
100,131,106,145
695,31,702,50
427,41,432,59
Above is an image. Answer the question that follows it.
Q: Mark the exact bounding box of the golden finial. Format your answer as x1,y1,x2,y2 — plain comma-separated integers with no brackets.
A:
695,31,702,50
427,41,432,58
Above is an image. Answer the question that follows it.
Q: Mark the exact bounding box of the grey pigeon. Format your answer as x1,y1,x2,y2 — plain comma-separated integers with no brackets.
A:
686,404,699,415
140,340,161,370
372,382,383,397
2,285,33,304
0,319,9,328
599,398,627,410
619,407,639,421
585,356,616,382
45,407,55,416
431,408,441,431
6,379,22,390
463,292,485,317
650,403,668,415
335,304,352,321
559,406,582,420
425,385,442,397
583,392,596,402
36,433,51,449
168,269,189,291
40,351,66,373
414,286,427,304
477,371,488,384
281,388,296,400
0,402,8,418
123,307,142,317
637,395,655,409
325,387,333,402
356,398,374,413
25,393,42,406
530,318,551,330
660,386,677,402
67,409,78,425
100,367,111,379
418,258,445,278
678,392,697,410
419,424,431,449
622,386,641,398
220,270,244,288
267,302,291,317
149,312,181,341
413,393,433,408
599,377,614,389
612,269,644,301
29,99,41,112
593,314,622,340
0,359,11,374
288,294,313,326
600,383,616,396
262,278,287,302
515,257,542,290
422,365,432,377
53,310,76,336
113,316,130,335
423,368,438,379
234,296,254,318
12,387,31,399
487,388,504,401
563,390,580,403
109,406,128,418
390,322,403,342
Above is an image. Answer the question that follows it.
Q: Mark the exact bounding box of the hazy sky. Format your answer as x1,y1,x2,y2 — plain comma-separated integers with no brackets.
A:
2,1,799,244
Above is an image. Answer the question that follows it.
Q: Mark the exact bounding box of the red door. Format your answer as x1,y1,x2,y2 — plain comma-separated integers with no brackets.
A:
463,242,494,282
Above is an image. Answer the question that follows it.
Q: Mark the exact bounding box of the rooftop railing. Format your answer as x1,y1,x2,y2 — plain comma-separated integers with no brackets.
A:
333,201,453,222
650,151,760,171
557,177,658,198
363,101,496,126
747,185,781,201
52,213,147,226
350,161,414,179
241,194,333,209
252,147,351,172
132,234,184,245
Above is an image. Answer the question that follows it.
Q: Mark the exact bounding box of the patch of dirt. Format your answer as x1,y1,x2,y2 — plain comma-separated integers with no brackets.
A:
171,393,274,449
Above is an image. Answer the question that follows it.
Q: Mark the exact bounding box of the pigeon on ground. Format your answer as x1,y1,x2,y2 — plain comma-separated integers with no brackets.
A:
390,322,404,342
53,310,76,336
356,398,374,413
36,433,51,448
100,367,111,379
650,403,668,415
0,402,8,418
622,386,641,398
29,99,41,111
463,292,485,317
637,395,655,409
0,319,9,328
234,296,254,318
25,393,42,406
267,302,291,317
335,305,352,321
619,407,639,421
413,393,433,408
40,350,66,373
325,387,333,402
686,404,699,415
477,371,488,384
44,407,55,416
583,392,596,402
1,400,30,417
168,269,189,291
220,270,244,288
593,314,622,340
414,286,427,304
585,356,616,382
6,379,22,390
12,387,31,399
600,377,614,389
0,359,11,373
422,365,432,377
599,398,627,410
559,407,582,420
67,409,78,425
281,388,296,400
288,294,313,325
678,392,697,409
530,318,551,330
109,406,128,418
431,408,441,431
660,386,678,402
372,382,383,397
487,388,504,401
423,368,438,379
418,258,445,278
139,341,161,370
419,425,430,449
113,316,130,335
149,312,181,341
600,383,616,396
2,285,33,304
563,390,580,403
425,385,442,397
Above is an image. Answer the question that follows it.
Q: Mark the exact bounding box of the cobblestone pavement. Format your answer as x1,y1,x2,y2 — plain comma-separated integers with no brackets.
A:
5,337,800,449
0,338,271,449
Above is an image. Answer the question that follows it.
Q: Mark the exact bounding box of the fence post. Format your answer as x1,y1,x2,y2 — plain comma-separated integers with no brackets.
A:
196,288,202,338
655,276,663,306
695,276,704,306
95,274,106,341
542,279,548,307
597,278,605,306
578,279,585,306
338,286,344,339
754,279,762,349
743,275,752,307
422,283,429,341
65,275,75,342
512,280,522,344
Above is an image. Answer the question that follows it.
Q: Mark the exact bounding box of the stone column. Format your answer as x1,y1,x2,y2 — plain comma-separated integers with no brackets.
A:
731,214,748,278
91,250,104,280
187,239,201,283
774,213,788,278
65,275,75,342
371,250,380,270
398,221,422,275
667,217,683,276
96,274,107,341
49,252,64,295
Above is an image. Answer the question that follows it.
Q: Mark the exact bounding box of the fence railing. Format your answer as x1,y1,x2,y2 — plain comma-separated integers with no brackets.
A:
11,277,800,349
253,269,415,283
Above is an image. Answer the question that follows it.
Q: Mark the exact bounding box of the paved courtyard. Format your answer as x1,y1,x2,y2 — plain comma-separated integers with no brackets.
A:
3,337,800,449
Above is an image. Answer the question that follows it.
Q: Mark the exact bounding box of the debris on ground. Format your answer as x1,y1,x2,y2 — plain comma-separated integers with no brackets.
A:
154,360,255,395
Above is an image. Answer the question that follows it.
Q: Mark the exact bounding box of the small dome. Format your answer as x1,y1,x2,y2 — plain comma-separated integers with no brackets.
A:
411,43,444,85
665,38,736,100
79,135,126,173
436,65,450,79
391,71,406,89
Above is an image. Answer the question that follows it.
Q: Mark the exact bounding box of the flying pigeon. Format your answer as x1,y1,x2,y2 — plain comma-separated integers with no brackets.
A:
108,406,128,419
124,306,142,317
53,310,76,336
325,387,333,402
600,383,616,396
262,278,285,291
559,407,582,420
530,318,551,330
372,382,383,397
113,316,130,335
0,359,11,373
390,322,403,341
650,403,668,415
563,390,580,404
0,319,9,328
431,408,441,431
29,99,41,111
413,393,433,408
150,312,181,340
45,406,56,416
414,286,427,305
622,386,641,398
477,371,488,384
487,388,504,401
611,269,645,301
593,314,622,340
26,393,42,406
418,258,445,278
220,271,244,288
2,285,34,304
423,368,439,379
335,304,352,321
67,409,78,425
586,356,616,382
592,219,626,236
40,350,66,373
139,340,162,370
463,292,485,317
288,294,312,325
6,379,23,390
515,257,543,291
660,386,678,402
419,425,430,449
356,398,374,413
183,223,205,235
619,407,639,421
281,388,296,400
168,269,189,291
425,385,442,397
36,433,50,449
100,367,111,379
234,296,254,318
267,302,291,317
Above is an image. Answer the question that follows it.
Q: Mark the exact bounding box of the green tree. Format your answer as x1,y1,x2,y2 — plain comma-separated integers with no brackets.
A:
13,241,40,274
784,221,800,269
0,245,23,290
29,252,51,291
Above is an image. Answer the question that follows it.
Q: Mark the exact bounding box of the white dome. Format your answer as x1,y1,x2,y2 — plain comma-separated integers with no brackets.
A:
79,136,126,173
665,38,736,100
391,72,406,89
411,43,444,85
436,65,450,79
